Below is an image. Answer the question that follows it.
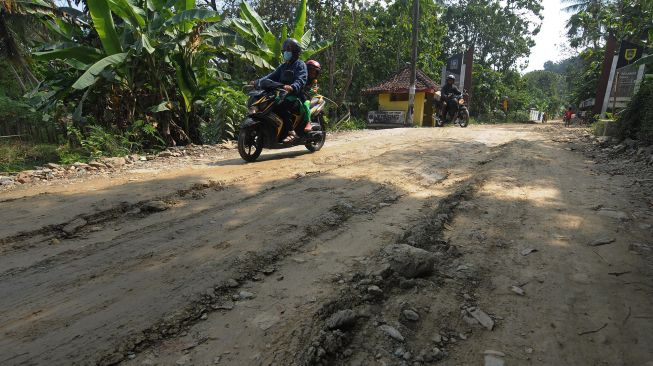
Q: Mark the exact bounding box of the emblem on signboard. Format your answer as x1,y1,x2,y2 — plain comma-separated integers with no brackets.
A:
450,59,459,69
624,48,637,62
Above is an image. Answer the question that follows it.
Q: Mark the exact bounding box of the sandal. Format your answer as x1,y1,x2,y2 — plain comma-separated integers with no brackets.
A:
283,131,298,144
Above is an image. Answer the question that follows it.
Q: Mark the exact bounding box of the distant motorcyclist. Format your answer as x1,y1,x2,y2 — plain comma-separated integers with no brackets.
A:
252,38,307,144
440,74,462,119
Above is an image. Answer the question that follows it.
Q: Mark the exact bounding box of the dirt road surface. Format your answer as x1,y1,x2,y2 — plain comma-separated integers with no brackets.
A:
1,124,652,366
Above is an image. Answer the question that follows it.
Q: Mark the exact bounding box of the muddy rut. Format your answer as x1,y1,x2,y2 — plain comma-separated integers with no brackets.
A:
1,125,651,366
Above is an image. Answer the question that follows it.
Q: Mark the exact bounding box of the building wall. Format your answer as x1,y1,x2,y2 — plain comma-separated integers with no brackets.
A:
378,93,426,125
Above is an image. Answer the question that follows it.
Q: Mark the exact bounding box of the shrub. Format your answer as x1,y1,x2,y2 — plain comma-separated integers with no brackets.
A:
329,116,367,131
68,125,131,159
617,76,653,144
198,85,248,144
0,141,60,172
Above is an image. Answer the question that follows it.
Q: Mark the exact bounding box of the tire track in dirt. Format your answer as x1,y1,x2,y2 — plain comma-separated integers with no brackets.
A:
265,143,516,366
120,141,514,366
0,134,498,366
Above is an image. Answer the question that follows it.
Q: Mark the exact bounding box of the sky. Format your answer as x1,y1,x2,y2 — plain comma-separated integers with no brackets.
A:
523,0,573,72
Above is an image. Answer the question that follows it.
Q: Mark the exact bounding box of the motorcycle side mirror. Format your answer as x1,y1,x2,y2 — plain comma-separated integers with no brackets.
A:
246,65,257,74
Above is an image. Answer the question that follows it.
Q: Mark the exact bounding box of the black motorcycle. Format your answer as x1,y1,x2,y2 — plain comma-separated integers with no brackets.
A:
237,79,327,162
435,91,470,128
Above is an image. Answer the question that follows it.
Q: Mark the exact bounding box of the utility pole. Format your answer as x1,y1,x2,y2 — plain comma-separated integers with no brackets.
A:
406,0,419,126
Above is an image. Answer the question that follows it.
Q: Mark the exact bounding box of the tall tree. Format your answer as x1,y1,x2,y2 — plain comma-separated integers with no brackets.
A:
443,0,542,71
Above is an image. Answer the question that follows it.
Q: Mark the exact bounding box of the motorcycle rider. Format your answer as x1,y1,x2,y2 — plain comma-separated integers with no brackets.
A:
252,38,307,144
564,106,573,127
301,60,321,133
440,74,462,120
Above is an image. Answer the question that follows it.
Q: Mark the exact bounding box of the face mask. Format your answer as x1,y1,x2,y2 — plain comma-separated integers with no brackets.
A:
283,51,293,61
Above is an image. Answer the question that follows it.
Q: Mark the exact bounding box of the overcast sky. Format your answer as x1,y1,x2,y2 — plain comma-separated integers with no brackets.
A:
523,0,573,72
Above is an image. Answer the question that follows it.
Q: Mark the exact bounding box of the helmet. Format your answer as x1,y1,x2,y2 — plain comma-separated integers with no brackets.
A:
282,38,302,57
446,74,455,81
306,60,321,76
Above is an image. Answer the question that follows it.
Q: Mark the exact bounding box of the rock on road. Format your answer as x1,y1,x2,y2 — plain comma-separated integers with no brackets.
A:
0,124,651,366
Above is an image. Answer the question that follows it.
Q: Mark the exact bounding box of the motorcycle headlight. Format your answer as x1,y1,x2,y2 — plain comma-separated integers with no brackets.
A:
248,105,258,114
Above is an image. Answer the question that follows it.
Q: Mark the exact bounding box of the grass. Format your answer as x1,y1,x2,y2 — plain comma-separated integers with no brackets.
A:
0,141,63,173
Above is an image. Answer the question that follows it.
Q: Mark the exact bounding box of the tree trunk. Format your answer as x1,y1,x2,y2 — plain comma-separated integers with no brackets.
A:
338,61,355,105
7,62,27,93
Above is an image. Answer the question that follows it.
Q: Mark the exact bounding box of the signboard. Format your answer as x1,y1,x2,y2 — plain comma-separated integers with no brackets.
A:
367,110,405,125
446,53,463,75
579,98,595,110
616,40,643,70
611,63,641,98
441,53,463,86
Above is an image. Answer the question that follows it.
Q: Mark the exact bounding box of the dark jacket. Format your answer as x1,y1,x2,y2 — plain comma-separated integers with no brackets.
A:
260,59,307,95
441,83,462,98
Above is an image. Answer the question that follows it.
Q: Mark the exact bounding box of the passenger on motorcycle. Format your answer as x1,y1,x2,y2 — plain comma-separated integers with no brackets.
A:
302,60,321,133
252,38,307,144
440,74,462,119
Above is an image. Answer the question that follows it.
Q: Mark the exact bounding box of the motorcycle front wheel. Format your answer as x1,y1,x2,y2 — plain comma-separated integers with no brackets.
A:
435,115,445,127
238,127,263,162
458,109,469,128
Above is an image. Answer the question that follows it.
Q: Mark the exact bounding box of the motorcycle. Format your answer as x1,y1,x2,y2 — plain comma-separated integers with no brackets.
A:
435,90,470,128
237,78,327,162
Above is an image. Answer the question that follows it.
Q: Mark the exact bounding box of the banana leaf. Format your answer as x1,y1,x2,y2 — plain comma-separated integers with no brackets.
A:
34,45,104,64
302,40,332,60
300,30,312,50
291,0,307,41
174,0,195,32
108,0,146,28
147,0,165,11
633,54,652,67
239,1,268,38
87,0,123,55
164,9,221,28
72,52,128,89
172,54,197,112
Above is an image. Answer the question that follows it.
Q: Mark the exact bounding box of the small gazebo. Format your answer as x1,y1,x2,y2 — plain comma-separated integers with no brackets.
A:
363,66,440,127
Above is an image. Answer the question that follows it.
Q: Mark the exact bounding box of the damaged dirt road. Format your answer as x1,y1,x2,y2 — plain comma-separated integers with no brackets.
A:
1,124,652,366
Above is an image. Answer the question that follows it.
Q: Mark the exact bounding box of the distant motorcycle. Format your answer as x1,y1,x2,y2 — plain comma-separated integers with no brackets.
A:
237,78,327,162
435,90,470,128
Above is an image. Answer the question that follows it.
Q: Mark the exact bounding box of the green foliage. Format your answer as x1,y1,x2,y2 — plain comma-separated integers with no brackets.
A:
66,120,164,159
0,95,60,143
0,141,59,172
444,0,542,71
198,84,248,144
565,0,652,49
87,0,123,55
56,144,86,165
68,125,130,159
28,0,234,146
216,0,331,71
617,76,653,143
0,96,40,129
328,116,366,132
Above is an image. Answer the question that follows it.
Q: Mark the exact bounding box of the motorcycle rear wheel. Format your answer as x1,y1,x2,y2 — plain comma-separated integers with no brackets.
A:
238,127,263,162
305,117,326,152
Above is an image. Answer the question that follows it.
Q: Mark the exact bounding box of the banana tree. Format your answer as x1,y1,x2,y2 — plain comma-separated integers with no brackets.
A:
209,0,331,71
31,0,224,144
